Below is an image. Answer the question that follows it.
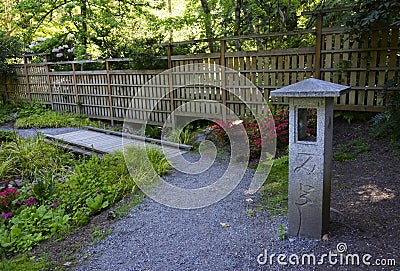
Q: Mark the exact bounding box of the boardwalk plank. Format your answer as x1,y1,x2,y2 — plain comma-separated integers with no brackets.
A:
44,129,188,157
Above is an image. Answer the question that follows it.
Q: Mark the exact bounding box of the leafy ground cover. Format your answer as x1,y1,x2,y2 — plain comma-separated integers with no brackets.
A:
0,136,169,255
0,104,171,269
333,138,370,162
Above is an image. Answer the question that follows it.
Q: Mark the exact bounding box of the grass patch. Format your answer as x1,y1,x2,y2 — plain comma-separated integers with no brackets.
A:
15,110,102,128
0,135,74,180
91,226,113,245
259,155,289,216
276,224,287,240
334,138,370,162
0,130,17,143
109,193,145,219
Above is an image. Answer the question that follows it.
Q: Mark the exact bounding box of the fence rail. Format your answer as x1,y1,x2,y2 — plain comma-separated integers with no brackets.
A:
1,26,399,126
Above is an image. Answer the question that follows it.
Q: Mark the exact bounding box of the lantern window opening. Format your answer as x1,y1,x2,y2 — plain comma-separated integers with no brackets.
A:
297,107,317,142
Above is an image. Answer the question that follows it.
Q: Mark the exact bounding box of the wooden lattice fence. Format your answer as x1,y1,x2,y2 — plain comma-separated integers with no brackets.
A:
2,26,399,126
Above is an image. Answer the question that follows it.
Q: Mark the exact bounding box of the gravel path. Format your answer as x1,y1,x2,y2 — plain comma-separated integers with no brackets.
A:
3,126,394,270
73,152,321,271
0,127,79,137
1,127,317,270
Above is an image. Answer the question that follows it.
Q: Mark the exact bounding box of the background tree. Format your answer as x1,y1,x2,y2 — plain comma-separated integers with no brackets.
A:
345,0,400,33
15,0,165,60
200,0,216,52
0,33,22,78
0,0,398,62
0,32,22,103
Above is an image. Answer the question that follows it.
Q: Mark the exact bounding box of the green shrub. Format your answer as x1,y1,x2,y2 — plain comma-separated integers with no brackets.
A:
168,126,195,145
370,78,400,142
334,111,370,124
145,146,171,176
144,125,161,139
58,145,169,224
0,102,47,124
0,33,23,80
16,103,48,118
59,152,134,221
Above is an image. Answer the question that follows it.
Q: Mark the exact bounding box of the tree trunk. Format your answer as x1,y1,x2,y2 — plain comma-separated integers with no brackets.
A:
167,0,173,42
80,0,88,56
243,1,264,50
200,0,215,53
233,0,241,51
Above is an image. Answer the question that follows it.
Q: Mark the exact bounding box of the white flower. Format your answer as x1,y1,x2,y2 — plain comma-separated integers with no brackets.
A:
63,44,69,49
67,48,74,53
52,48,59,53
56,53,63,58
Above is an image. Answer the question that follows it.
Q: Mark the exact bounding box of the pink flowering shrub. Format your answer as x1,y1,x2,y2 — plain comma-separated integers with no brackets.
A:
305,108,317,136
210,106,317,156
273,107,290,149
0,186,20,213
210,114,276,157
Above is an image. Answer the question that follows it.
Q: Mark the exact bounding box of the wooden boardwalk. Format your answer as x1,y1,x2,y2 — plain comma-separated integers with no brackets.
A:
44,128,191,156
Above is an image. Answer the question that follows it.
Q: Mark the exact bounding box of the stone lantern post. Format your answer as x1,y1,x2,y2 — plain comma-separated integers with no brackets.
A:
271,78,350,239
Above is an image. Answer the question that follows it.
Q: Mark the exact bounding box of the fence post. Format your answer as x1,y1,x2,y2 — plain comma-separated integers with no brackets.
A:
72,63,80,114
167,45,175,116
23,56,32,102
220,40,227,121
105,60,114,126
314,12,323,79
45,56,54,110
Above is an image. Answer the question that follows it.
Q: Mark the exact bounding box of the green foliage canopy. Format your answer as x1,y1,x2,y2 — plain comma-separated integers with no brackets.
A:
0,0,398,63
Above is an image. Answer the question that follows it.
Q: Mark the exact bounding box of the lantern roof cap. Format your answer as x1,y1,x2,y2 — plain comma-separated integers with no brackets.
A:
270,78,350,98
